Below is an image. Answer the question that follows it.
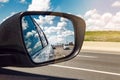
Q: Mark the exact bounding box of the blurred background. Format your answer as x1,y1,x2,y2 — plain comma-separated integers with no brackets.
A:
0,0,120,80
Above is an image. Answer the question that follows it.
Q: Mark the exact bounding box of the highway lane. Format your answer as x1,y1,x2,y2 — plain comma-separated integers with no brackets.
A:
1,49,120,80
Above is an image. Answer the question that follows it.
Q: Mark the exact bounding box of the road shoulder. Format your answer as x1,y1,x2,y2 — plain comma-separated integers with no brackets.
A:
82,41,120,54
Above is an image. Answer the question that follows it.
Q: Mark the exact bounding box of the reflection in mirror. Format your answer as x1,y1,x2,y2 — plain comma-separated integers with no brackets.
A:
22,15,74,63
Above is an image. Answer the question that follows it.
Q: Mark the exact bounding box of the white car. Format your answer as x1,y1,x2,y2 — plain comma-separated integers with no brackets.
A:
63,44,70,50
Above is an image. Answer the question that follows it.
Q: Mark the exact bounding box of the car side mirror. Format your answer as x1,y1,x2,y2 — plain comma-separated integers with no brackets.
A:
0,11,85,67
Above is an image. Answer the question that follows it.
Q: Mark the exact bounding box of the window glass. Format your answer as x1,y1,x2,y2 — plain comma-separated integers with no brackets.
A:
34,22,48,47
22,16,43,56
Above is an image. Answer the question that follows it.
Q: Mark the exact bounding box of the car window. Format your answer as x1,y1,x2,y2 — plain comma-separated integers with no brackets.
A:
22,16,43,56
34,21,48,47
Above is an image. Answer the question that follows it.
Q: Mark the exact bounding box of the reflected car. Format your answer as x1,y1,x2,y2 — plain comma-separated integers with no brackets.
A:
22,15,55,63
33,44,55,63
63,44,70,50
51,45,56,49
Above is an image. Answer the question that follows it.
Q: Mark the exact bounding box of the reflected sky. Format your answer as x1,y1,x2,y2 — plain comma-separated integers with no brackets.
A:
22,15,55,63
22,16,43,56
32,15,74,45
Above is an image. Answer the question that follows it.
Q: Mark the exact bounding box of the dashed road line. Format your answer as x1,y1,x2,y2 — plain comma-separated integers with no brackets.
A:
50,65,120,76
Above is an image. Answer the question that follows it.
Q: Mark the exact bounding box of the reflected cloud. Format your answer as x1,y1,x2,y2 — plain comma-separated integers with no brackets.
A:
33,15,74,45
21,15,74,63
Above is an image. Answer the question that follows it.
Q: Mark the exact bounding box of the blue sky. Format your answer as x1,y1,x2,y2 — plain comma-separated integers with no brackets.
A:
0,0,120,30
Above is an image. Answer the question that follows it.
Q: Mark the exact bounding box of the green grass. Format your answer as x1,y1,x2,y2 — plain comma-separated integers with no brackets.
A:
85,31,120,42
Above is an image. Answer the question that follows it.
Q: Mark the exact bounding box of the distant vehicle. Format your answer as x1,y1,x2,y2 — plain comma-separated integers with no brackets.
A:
63,44,70,50
51,45,56,49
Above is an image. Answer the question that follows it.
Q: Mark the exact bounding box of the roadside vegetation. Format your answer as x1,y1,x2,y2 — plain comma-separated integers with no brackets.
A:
85,31,120,42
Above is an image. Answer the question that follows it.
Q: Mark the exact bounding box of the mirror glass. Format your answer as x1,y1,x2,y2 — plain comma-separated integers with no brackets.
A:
21,15,74,63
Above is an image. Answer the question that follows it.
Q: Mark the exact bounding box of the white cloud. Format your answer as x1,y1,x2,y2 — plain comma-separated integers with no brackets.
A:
27,48,32,53
22,17,28,30
112,1,120,7
57,21,67,29
26,42,31,48
48,30,74,45
48,35,64,44
44,26,57,34
62,30,74,37
27,0,51,11
0,0,9,3
44,19,73,44
35,15,55,25
85,9,98,18
84,9,120,31
26,30,37,38
43,20,68,36
34,41,42,49
33,15,74,44
60,17,68,22
26,32,34,38
19,0,26,4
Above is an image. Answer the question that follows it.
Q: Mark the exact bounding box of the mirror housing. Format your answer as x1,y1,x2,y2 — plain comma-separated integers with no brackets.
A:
0,11,85,67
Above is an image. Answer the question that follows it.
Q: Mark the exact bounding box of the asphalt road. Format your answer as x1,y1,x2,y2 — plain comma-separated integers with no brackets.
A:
1,49,120,80
54,46,73,59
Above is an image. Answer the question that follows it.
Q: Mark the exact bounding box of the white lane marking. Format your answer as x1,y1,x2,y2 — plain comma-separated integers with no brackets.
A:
50,65,120,76
78,55,98,58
